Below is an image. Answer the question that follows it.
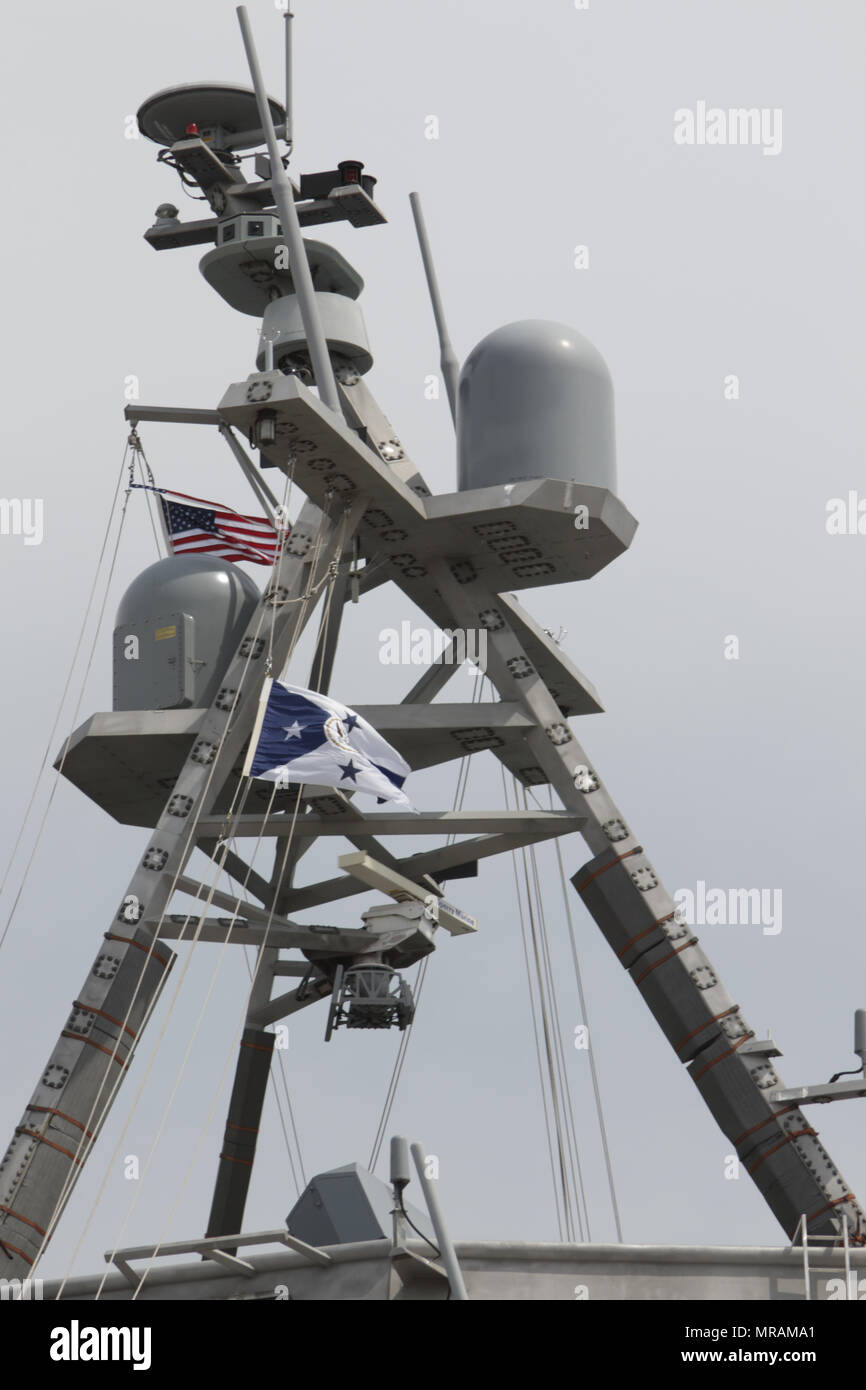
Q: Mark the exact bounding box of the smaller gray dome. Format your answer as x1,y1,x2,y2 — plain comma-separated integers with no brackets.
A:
456,320,616,494
115,554,259,627
113,555,260,712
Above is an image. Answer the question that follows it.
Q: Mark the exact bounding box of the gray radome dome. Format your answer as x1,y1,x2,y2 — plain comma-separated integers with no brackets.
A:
115,553,260,627
456,319,616,494
113,555,260,712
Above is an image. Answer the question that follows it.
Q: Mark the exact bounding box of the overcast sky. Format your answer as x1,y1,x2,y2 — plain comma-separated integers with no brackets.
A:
1,0,865,1286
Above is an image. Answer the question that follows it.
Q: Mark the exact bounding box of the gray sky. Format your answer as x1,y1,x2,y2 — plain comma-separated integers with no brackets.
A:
1,0,865,1282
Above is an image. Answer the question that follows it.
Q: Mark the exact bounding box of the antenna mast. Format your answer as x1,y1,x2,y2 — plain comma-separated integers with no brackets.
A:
283,6,293,157
409,191,460,425
237,5,341,414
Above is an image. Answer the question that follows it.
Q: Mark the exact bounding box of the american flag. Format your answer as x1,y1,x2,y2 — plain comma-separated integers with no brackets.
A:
157,489,282,567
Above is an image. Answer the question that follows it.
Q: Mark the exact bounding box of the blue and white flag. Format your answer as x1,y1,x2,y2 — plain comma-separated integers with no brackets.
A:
243,680,414,809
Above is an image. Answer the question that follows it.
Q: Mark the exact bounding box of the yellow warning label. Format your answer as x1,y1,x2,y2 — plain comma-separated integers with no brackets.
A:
155,625,177,641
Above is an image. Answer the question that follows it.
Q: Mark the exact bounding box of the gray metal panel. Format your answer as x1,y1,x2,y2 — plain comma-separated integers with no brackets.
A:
136,82,286,148
220,366,634,590
218,371,426,526
496,593,603,716
255,293,372,374
42,1237,866,1302
113,611,195,710
54,706,554,827
353,702,534,771
200,237,365,317
287,1164,434,1247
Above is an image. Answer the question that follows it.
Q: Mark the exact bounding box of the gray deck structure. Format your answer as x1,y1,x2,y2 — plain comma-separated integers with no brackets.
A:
42,1236,866,1302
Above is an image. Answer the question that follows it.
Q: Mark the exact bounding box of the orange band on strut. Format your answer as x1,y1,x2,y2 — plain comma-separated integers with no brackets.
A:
690,1034,752,1082
574,847,642,894
616,912,676,960
0,1240,33,1266
16,1127,82,1165
675,1006,740,1054
71,1000,138,1041
732,1104,798,1149
632,938,698,987
61,1031,129,1066
0,1204,46,1237
747,1128,817,1177
803,1194,857,1234
27,1105,94,1139
104,932,172,970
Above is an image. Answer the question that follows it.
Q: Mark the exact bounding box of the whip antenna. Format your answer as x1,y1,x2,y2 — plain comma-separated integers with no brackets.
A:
409,191,459,426
237,5,341,414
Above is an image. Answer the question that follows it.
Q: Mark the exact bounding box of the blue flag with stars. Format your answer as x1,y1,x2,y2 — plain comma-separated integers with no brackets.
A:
245,681,414,809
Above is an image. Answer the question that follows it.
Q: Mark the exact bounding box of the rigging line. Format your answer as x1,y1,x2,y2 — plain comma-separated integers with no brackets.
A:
269,1062,302,1199
277,1054,307,1189
502,765,565,1242
128,779,308,1299
550,815,624,1244
133,446,164,559
522,780,624,1242
247,785,309,1193
244,515,345,1191
267,465,294,673
520,789,590,1239
306,497,352,695
0,449,130,954
40,503,335,1278
367,957,430,1173
524,824,592,1242
507,769,575,1239
240,950,301,1200
367,666,484,1171
517,832,577,1242
531,862,591,1246
89,780,280,1300
311,555,340,691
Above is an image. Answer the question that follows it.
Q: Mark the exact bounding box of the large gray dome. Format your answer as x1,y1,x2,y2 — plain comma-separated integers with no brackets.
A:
456,319,616,494
113,555,260,711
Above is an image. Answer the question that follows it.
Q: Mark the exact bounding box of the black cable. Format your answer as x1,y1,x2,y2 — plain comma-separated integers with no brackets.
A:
397,1199,440,1260
829,1066,863,1084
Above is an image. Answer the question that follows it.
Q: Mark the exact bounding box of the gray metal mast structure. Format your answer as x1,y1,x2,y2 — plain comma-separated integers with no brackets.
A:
1,9,864,1281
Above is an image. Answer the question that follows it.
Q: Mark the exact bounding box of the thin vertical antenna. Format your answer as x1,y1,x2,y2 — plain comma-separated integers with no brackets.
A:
409,191,460,426
236,5,341,415
284,8,294,157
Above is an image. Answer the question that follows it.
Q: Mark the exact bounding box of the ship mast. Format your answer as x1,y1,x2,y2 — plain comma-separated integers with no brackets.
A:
0,6,864,1282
